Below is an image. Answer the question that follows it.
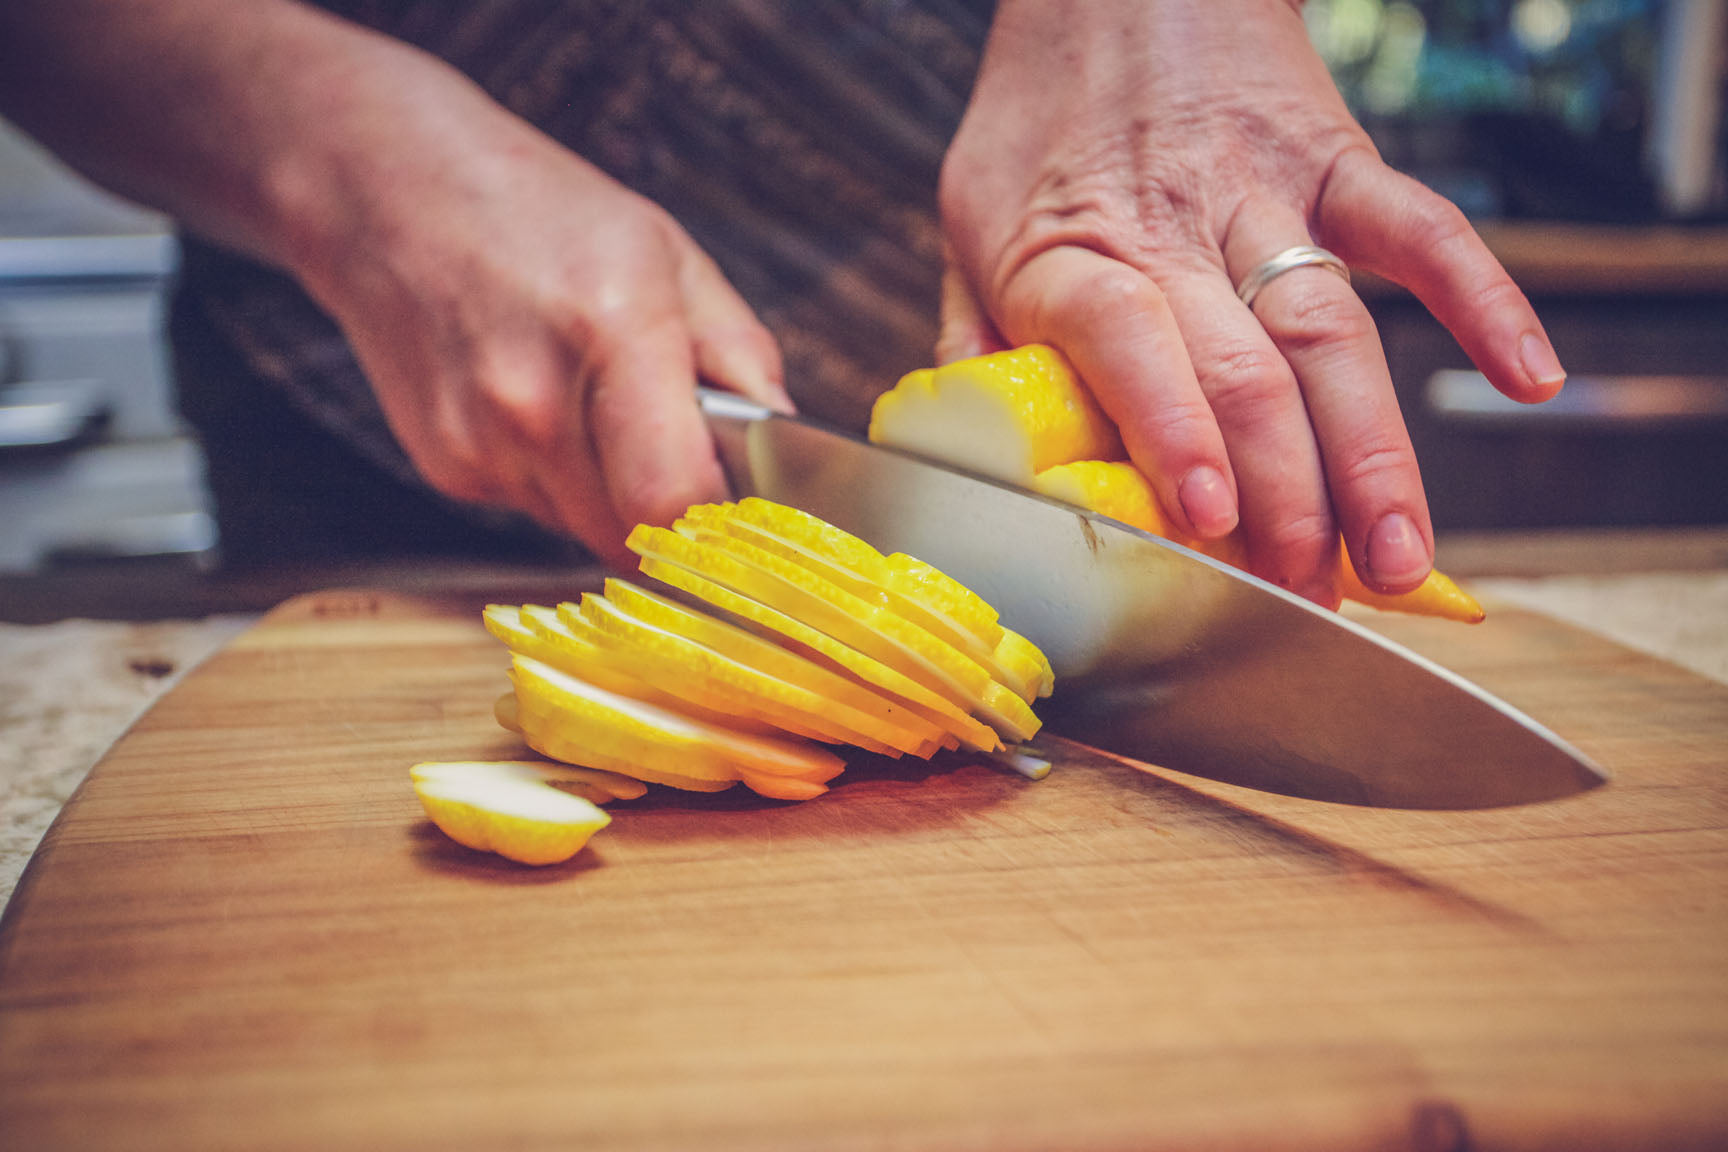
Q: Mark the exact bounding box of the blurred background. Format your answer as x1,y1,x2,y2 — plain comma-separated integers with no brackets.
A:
1303,0,1728,533
0,0,1724,621
0,120,206,585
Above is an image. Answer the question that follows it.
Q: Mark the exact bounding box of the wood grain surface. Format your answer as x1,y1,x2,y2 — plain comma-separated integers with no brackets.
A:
1,588,1724,1152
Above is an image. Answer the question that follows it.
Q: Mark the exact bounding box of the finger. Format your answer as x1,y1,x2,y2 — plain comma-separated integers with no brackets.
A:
1224,205,1432,595
936,254,1007,364
388,384,502,509
672,231,793,414
529,351,634,569
464,337,620,550
537,426,631,569
1318,150,1565,404
360,344,560,529
1160,267,1341,604
995,245,1239,539
584,303,730,555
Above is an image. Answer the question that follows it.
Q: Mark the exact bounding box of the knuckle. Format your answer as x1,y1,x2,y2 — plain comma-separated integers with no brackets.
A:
472,353,564,451
498,406,559,453
1464,272,1529,318
1260,510,1338,565
550,269,658,347
496,392,561,452
1400,196,1532,314
1140,397,1218,450
1047,262,1163,334
1403,196,1475,259
1198,343,1298,422
1261,287,1376,356
586,288,643,333
1333,438,1415,492
547,294,603,350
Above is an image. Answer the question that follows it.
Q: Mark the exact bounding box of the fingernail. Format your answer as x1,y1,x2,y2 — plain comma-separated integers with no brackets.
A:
1519,332,1566,392
1367,512,1430,590
1178,466,1237,537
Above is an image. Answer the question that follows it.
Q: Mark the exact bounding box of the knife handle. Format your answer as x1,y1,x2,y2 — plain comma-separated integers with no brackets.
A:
697,387,774,423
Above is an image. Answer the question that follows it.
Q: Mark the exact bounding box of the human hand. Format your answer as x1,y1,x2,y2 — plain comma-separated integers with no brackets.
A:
290,53,787,568
938,0,1564,605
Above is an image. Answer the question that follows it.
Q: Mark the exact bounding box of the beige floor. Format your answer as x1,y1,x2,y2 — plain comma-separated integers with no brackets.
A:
3,570,1726,910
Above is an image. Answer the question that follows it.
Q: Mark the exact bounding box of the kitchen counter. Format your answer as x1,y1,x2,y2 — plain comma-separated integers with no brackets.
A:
4,528,1726,908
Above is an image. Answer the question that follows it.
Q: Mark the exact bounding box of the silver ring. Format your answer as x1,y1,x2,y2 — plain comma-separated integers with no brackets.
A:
1234,245,1351,309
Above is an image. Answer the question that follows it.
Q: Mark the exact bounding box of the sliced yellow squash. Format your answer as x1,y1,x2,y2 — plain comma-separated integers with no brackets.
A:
410,760,613,866
511,655,846,793
692,500,1049,702
631,546,999,753
575,592,923,757
599,578,947,754
646,523,1040,744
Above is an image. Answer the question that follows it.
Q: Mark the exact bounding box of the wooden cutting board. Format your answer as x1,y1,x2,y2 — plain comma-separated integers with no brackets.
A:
1,586,1724,1151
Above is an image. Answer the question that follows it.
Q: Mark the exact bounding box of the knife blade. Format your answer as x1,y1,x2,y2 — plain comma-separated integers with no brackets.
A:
698,389,1608,809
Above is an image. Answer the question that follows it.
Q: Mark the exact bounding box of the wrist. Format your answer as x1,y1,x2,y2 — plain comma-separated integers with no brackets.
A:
248,29,447,290
257,31,517,310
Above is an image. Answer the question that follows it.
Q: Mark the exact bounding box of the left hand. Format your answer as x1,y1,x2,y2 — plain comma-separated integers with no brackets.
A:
938,0,1565,605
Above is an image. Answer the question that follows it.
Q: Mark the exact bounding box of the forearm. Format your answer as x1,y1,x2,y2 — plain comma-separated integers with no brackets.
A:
0,0,474,277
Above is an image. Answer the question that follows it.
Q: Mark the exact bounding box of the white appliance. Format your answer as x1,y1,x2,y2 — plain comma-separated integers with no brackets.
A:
0,121,214,576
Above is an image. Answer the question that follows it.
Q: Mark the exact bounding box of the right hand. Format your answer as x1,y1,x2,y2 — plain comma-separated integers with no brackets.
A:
288,53,788,568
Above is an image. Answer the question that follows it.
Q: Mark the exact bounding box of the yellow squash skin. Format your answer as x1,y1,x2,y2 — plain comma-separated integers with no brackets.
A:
1033,459,1485,624
873,344,1483,624
869,344,1126,484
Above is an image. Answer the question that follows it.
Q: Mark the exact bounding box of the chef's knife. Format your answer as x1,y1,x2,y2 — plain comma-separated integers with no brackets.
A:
698,389,1609,809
